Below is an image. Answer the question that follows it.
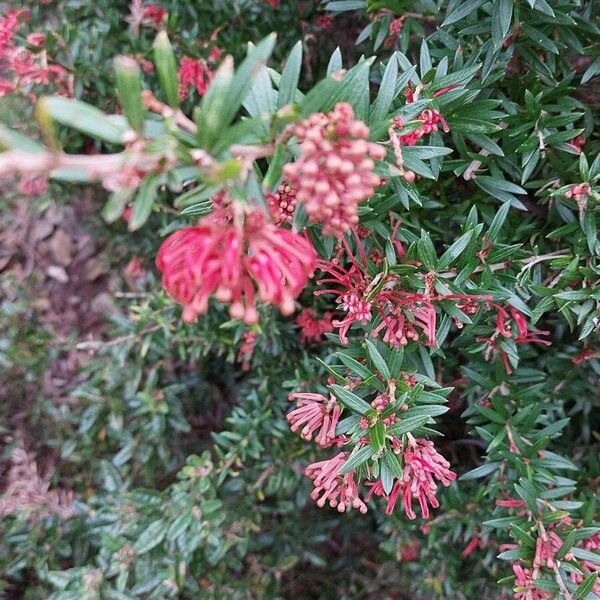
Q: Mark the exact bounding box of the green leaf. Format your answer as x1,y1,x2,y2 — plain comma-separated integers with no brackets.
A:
491,0,513,50
223,35,277,129
437,229,474,270
386,415,431,437
383,450,403,480
102,188,134,223
370,421,386,452
38,97,128,145
554,290,591,301
278,41,302,108
133,519,168,555
442,0,487,26
195,57,234,149
0,124,44,153
371,54,398,125
330,384,372,415
459,462,501,480
336,353,376,380
365,340,391,380
153,31,179,108
129,173,160,231
419,40,432,78
574,573,598,599
325,0,367,10
339,444,375,474
582,56,600,84
379,460,394,494
487,201,511,241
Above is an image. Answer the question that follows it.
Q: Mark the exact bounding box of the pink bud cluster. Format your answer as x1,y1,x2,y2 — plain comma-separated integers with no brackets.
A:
392,110,449,147
156,203,316,324
283,102,385,237
287,392,341,447
305,452,367,513
266,183,297,225
295,308,334,344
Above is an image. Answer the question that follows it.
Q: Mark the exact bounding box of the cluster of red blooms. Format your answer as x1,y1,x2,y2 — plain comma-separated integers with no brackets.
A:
266,183,297,225
177,56,214,100
477,304,551,374
365,435,456,519
0,9,68,99
142,3,167,28
283,102,385,237
156,202,316,324
316,236,489,346
287,388,456,518
392,111,450,147
295,308,334,344
315,15,334,29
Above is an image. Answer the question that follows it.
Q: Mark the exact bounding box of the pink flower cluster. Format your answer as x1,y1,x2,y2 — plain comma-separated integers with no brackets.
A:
510,527,600,598
571,531,600,593
287,392,341,446
156,203,316,324
366,436,456,519
284,102,385,237
266,183,297,225
287,387,455,518
305,452,367,513
296,308,334,344
0,9,69,99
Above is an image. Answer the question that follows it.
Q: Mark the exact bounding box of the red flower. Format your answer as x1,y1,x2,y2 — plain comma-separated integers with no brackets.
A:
142,4,167,27
156,204,316,324
177,56,213,100
236,331,257,371
296,308,334,344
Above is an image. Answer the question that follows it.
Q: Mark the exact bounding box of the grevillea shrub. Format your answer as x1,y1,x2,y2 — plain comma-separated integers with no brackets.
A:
0,0,599,598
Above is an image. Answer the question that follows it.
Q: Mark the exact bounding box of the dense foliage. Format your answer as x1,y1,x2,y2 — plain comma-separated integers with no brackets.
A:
0,0,599,598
